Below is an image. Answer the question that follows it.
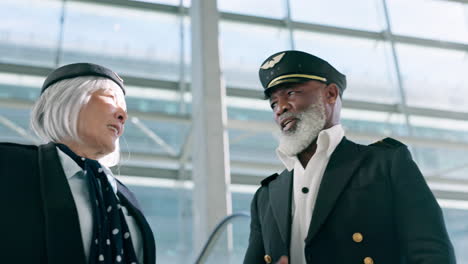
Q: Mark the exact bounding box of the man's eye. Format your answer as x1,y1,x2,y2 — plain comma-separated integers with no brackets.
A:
288,91,296,96
270,102,277,109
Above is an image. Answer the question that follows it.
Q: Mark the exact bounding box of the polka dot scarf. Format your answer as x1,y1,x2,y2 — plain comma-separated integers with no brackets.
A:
57,144,139,264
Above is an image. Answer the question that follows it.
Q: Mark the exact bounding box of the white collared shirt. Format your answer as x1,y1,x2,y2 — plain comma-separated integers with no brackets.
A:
276,124,344,264
56,147,144,263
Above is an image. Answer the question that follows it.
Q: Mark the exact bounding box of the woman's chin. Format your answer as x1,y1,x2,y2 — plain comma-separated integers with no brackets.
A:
102,144,116,156
92,142,116,160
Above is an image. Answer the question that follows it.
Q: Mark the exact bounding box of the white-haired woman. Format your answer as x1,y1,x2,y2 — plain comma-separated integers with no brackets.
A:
0,63,156,264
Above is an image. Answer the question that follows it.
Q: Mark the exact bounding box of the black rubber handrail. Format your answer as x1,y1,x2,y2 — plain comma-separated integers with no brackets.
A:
194,212,251,264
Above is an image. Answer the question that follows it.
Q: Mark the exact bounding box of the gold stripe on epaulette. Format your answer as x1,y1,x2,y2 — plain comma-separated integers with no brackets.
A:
267,74,327,88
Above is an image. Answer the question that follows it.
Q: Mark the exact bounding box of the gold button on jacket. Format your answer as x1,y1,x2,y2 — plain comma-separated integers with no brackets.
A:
264,255,272,263
364,257,374,264
353,232,363,243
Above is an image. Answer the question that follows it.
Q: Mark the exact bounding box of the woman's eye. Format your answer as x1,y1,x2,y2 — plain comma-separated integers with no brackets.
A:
103,93,115,99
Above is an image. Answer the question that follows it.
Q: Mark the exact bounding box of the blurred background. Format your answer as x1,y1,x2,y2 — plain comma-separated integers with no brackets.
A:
1,0,468,263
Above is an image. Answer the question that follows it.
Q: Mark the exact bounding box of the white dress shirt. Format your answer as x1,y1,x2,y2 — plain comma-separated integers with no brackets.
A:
276,124,344,264
56,147,144,263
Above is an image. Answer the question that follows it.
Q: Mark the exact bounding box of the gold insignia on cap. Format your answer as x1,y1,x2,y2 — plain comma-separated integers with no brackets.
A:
260,52,285,70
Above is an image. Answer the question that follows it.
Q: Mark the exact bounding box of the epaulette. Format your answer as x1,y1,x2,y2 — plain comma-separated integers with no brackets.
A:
369,137,406,148
261,173,279,186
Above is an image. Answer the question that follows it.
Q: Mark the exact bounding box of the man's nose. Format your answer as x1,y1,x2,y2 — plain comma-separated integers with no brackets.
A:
275,99,290,117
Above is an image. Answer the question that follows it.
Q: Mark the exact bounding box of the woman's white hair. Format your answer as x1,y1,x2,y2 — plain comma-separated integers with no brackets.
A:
31,76,122,167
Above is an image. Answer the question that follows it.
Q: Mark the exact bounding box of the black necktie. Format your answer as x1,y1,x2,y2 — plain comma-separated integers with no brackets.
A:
57,144,139,264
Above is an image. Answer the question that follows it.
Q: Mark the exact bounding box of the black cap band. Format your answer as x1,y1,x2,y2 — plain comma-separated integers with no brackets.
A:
41,63,125,95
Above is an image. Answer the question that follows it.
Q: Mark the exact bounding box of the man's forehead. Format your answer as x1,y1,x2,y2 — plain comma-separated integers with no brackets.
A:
268,85,297,98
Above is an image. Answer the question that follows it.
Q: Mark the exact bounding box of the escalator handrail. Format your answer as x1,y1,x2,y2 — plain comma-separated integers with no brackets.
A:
194,211,251,264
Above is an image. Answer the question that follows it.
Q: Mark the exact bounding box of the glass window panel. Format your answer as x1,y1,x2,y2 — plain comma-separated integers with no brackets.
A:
409,144,468,181
0,0,61,67
0,107,34,144
227,97,273,122
409,116,468,144
122,118,189,156
228,106,272,122
61,2,181,80
0,74,188,116
342,109,409,138
227,101,413,144
124,182,193,264
124,179,468,264
0,73,42,102
396,44,468,112
442,206,468,264
227,108,411,166
294,31,399,104
220,21,290,90
203,214,250,264
291,0,385,31
126,87,185,115
442,166,468,181
180,16,191,83
388,0,468,43
124,179,254,264
0,73,191,156
229,129,279,165
218,0,285,18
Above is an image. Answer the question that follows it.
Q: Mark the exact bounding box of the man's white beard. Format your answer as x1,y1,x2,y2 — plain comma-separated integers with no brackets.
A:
277,99,326,156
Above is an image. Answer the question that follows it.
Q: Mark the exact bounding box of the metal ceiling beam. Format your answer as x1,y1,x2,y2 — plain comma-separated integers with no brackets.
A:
2,62,468,122
69,0,468,52
445,0,468,4
2,97,468,151
228,119,468,151
0,63,51,76
119,152,468,186
72,0,182,13
111,152,468,198
116,174,468,204
432,190,468,201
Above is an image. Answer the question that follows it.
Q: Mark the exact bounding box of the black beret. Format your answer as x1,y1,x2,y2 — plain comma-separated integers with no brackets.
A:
259,50,346,97
41,62,125,95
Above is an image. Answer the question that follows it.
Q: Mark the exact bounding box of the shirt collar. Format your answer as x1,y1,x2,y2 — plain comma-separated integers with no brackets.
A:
57,146,82,179
276,124,345,171
56,147,118,194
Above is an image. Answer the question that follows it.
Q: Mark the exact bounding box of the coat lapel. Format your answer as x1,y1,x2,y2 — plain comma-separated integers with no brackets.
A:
117,182,156,264
38,143,86,264
305,138,369,244
268,169,293,249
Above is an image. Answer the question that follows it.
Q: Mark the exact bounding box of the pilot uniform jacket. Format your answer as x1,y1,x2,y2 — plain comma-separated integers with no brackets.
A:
244,137,456,264
0,142,156,264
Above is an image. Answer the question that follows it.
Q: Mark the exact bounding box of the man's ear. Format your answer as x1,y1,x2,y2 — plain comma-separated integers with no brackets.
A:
325,83,339,104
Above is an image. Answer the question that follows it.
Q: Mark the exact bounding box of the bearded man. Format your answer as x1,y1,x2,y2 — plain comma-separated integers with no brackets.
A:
243,50,456,264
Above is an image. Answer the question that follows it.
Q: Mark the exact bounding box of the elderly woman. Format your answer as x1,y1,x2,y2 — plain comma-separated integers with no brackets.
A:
0,63,156,264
